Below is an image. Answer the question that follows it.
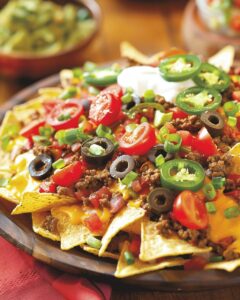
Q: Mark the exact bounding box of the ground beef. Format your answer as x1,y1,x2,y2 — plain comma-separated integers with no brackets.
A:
56,186,75,197
170,115,202,133
225,178,240,191
214,136,234,153
75,169,113,191
206,153,233,178
42,215,59,234
185,151,206,166
155,95,174,110
224,250,240,260
139,161,160,187
33,145,53,157
222,83,235,104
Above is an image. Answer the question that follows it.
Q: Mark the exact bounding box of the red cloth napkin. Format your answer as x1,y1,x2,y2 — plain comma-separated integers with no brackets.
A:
0,237,111,300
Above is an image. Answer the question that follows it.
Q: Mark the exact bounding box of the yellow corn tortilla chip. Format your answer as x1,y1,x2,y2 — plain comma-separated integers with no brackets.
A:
12,97,44,122
115,241,184,278
208,45,235,73
123,218,141,235
82,246,119,260
0,188,18,204
140,220,211,261
32,211,60,241
229,143,240,175
0,111,20,138
99,206,145,256
120,41,151,65
205,259,240,272
12,192,77,214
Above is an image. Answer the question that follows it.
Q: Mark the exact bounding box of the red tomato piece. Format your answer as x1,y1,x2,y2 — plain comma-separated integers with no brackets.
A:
184,256,207,271
52,161,85,187
118,122,156,155
192,127,218,157
232,91,240,102
169,107,189,119
39,181,57,193
43,99,63,114
225,190,240,200
129,235,141,256
103,84,123,99
177,130,193,147
89,187,112,209
172,190,208,230
165,122,177,134
20,119,45,139
110,194,124,214
46,101,84,130
230,15,240,32
89,92,121,126
84,213,103,232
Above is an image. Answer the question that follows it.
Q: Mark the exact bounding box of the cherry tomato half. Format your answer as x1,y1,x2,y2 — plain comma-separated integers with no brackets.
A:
20,119,45,139
169,107,189,119
177,130,193,147
42,99,63,114
89,91,121,126
118,122,156,155
172,190,208,230
103,84,123,99
192,127,218,157
52,161,85,187
46,101,84,131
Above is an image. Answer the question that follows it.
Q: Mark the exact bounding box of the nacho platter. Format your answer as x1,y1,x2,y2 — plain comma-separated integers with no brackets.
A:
1,44,240,290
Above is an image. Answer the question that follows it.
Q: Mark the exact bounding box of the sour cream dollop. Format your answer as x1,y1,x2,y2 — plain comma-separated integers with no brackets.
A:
117,66,194,103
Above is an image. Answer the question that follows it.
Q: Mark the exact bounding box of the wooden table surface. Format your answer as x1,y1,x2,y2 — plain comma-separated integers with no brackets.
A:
0,0,239,299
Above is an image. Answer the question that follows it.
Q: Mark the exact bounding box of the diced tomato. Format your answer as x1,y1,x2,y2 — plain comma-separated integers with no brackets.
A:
192,127,218,157
225,190,240,200
52,161,85,187
84,213,103,232
20,119,45,139
118,122,156,155
110,194,124,213
172,190,208,230
75,189,90,201
165,122,177,134
89,90,121,126
169,107,189,119
230,15,240,32
46,101,84,130
129,235,141,256
131,179,142,193
102,84,123,99
232,90,240,102
39,181,57,193
89,187,112,209
43,99,63,114
177,130,193,147
184,256,207,271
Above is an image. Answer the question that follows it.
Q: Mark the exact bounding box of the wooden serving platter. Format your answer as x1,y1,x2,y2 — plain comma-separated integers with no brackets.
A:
0,74,240,291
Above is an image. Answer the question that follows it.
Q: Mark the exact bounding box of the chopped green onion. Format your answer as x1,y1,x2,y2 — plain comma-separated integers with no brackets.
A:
124,251,135,265
0,178,8,187
164,133,182,154
154,110,172,128
60,86,77,100
52,159,65,170
224,206,240,219
32,135,51,146
205,202,217,214
140,117,148,123
212,177,226,190
157,125,169,143
39,126,53,138
155,154,165,168
72,68,83,79
203,183,216,201
227,116,237,127
57,113,71,121
122,171,138,186
89,144,105,156
6,124,20,136
128,103,164,116
223,101,238,117
86,236,102,249
209,256,223,263
143,89,155,102
125,123,138,133
83,61,97,72
126,87,134,94
55,128,90,145
121,93,133,104
96,124,117,145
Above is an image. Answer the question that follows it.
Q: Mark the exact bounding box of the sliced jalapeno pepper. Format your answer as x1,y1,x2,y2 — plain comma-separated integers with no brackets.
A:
193,63,230,92
159,54,201,82
160,159,205,192
176,87,222,115
128,102,164,116
83,68,120,87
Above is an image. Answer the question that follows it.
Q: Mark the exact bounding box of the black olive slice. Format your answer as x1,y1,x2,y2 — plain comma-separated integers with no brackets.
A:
122,94,141,110
147,187,174,215
28,154,53,180
200,111,224,137
110,155,135,179
147,144,173,163
81,137,115,166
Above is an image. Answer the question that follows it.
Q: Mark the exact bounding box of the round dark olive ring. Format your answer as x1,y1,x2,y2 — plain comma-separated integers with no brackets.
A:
28,154,53,180
110,155,135,179
147,144,174,163
200,111,224,137
147,187,175,216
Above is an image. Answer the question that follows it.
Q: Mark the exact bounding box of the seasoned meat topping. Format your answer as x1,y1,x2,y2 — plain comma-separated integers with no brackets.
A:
42,215,59,234
206,154,233,178
170,115,202,133
155,95,174,110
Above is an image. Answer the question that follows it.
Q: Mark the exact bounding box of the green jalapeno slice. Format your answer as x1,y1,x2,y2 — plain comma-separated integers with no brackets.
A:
160,159,205,192
193,63,230,92
159,54,201,82
84,68,120,87
176,87,222,115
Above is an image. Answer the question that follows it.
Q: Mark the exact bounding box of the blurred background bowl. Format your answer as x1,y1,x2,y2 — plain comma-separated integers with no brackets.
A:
0,0,101,80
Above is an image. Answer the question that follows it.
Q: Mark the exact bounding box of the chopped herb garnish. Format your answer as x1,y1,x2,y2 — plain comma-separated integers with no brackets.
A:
203,183,216,201
52,159,65,170
206,202,217,214
122,171,138,186
89,144,105,156
124,251,135,265
224,206,240,219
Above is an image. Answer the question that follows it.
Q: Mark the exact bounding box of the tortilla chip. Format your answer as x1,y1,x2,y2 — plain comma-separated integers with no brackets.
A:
205,259,240,272
140,220,211,261
115,241,184,278
12,97,44,122
0,188,18,204
208,45,235,73
83,245,119,260
120,41,151,65
123,219,141,235
229,143,240,175
32,211,60,241
0,111,20,138
99,206,145,256
12,192,77,214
